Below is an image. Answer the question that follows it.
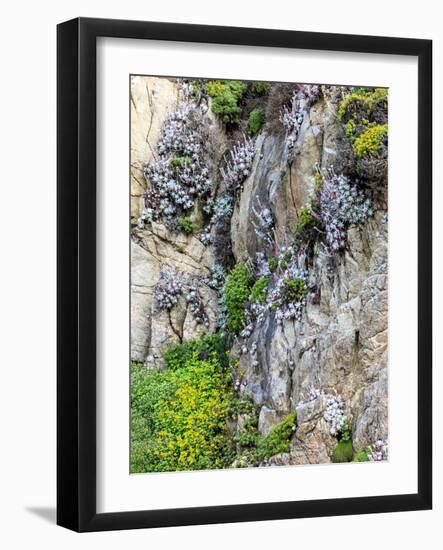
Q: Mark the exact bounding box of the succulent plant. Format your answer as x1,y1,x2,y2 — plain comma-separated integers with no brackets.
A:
154,267,183,311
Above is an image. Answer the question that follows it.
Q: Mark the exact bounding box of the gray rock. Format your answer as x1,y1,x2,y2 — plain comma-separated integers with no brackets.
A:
230,88,388,463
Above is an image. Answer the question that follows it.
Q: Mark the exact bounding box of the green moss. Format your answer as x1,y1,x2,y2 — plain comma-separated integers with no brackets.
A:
256,413,297,462
338,87,388,122
177,216,196,234
131,335,234,473
332,439,354,463
204,80,248,124
247,107,265,136
250,276,269,304
353,448,370,462
251,81,271,96
353,124,388,158
283,277,308,301
223,264,252,334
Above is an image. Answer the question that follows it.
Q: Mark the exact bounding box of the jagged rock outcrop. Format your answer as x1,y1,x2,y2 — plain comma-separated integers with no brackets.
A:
230,88,388,460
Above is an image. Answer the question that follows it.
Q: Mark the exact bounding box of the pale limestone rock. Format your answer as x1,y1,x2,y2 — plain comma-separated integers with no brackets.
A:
290,395,337,464
258,406,287,436
130,76,178,222
131,241,160,362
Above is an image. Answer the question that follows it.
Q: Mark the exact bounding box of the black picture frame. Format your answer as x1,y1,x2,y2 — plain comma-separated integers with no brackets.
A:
57,17,432,532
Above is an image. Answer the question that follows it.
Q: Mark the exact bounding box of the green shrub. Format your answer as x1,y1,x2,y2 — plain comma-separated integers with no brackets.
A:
279,249,293,270
131,336,235,473
353,448,370,462
332,439,354,463
223,264,252,334
283,277,308,302
338,87,388,122
177,216,195,234
353,124,388,158
163,333,228,372
294,206,315,236
234,399,260,449
204,80,247,124
251,81,271,96
250,276,269,304
256,412,297,462
247,108,265,136
268,257,278,272
169,155,192,173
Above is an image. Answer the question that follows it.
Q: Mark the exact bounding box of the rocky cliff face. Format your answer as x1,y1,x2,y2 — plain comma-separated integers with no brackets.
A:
131,78,388,465
130,77,222,366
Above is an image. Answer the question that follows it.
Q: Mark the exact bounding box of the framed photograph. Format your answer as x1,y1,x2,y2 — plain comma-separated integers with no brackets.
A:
57,17,432,532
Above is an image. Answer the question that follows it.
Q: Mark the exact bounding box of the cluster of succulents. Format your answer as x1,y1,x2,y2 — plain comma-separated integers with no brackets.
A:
220,137,255,194
255,252,272,278
154,267,183,311
368,439,388,461
186,284,209,326
138,98,213,228
196,138,255,247
198,227,212,246
212,195,234,223
205,264,226,290
240,321,254,341
180,80,194,100
251,196,274,246
266,249,309,325
297,387,325,406
323,393,348,436
316,171,372,254
157,104,198,156
280,85,321,153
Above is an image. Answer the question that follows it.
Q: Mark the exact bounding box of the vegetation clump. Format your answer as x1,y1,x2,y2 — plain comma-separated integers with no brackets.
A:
268,257,278,272
256,412,297,462
204,80,247,124
316,171,372,254
332,439,354,463
131,335,234,473
177,216,196,234
338,87,388,167
294,206,316,237
169,155,192,173
163,333,228,371
222,264,252,335
154,267,183,311
250,276,269,304
353,448,370,462
247,107,266,136
353,124,388,159
140,102,212,227
251,81,271,96
338,87,388,122
283,277,308,302
268,250,309,324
